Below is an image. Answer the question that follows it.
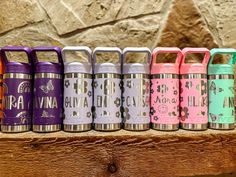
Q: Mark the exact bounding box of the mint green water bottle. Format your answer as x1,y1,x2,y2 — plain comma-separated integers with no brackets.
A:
208,48,236,130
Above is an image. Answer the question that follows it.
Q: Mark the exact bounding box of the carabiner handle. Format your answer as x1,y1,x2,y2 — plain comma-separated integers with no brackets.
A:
152,47,182,66
123,47,151,64
181,48,210,65
93,47,122,64
31,46,62,64
210,48,236,65
62,46,92,63
1,46,32,64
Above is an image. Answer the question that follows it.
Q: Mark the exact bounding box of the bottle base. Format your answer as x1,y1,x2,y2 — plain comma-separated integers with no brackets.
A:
64,124,92,132
152,123,179,131
181,123,208,130
33,124,61,132
209,123,235,130
94,123,121,131
1,125,31,133
124,123,150,131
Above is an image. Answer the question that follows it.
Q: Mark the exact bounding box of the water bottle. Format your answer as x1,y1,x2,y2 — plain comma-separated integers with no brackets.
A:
151,47,182,131
32,46,63,132
180,48,210,130
208,48,236,130
0,51,4,125
62,46,93,132
122,47,151,131
1,46,33,132
93,47,122,131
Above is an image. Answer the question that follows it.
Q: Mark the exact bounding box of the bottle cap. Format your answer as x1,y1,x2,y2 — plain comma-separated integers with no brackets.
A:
180,48,210,74
62,46,92,74
208,48,236,75
93,47,122,74
1,46,32,74
32,46,62,74
151,47,182,74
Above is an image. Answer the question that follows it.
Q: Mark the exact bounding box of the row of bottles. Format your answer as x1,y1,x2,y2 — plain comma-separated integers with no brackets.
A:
1,47,63,132
0,46,235,133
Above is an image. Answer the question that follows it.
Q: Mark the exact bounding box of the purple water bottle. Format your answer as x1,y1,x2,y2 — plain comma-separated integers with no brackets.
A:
1,46,33,132
32,47,63,132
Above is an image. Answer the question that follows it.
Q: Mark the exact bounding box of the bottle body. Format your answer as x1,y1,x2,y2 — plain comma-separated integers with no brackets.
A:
180,74,208,130
208,74,235,129
94,73,121,131
151,74,179,130
33,73,63,132
63,73,92,132
123,73,150,131
1,73,32,132
0,61,3,125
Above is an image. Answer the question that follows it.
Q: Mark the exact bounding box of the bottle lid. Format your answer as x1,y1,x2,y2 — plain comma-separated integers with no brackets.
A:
62,46,92,74
93,47,122,74
32,46,62,74
208,48,236,75
1,46,32,74
151,47,182,74
180,48,210,74
123,47,151,74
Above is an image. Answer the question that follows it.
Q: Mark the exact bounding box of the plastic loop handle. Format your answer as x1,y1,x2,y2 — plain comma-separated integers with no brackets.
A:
1,46,32,64
123,47,151,63
31,46,62,64
62,46,92,63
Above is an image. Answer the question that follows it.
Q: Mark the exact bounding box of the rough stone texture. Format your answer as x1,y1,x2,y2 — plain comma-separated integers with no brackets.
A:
39,0,167,35
0,0,45,34
195,0,236,47
157,0,220,63
0,22,63,47
65,14,162,62
0,22,64,62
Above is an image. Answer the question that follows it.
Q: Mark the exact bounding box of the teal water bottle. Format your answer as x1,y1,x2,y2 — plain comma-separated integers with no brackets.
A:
208,48,236,130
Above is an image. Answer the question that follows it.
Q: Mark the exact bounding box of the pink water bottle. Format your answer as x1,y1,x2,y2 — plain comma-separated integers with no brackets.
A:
180,48,210,130
151,47,182,131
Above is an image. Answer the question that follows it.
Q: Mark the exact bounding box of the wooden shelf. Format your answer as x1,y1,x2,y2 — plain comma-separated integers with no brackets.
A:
0,129,236,177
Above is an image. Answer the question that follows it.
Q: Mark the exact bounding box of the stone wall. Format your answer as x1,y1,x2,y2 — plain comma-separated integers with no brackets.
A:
1,0,236,62
0,1,236,177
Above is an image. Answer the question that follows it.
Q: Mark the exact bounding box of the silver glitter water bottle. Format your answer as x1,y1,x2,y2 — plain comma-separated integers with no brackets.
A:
93,47,122,131
122,47,151,131
62,46,93,132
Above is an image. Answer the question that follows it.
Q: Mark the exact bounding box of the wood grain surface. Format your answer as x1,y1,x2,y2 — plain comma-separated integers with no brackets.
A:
0,129,236,177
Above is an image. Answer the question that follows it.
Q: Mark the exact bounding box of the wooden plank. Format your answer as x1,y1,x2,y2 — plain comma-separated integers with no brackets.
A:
0,129,236,177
